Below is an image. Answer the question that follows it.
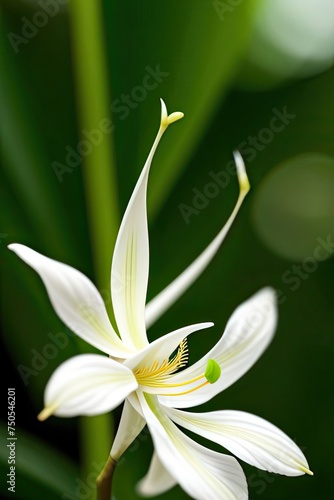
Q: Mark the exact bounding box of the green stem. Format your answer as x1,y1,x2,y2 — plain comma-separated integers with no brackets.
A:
69,1,119,498
80,417,115,500
69,0,119,301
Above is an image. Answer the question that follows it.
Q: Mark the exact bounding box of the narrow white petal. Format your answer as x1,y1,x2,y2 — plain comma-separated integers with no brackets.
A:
110,400,145,461
165,408,312,477
9,244,132,358
159,288,277,408
137,393,248,500
38,354,138,419
124,322,213,375
111,100,183,350
137,452,177,497
145,153,250,328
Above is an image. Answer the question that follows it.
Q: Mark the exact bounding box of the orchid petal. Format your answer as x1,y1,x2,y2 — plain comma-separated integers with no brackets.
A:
138,393,248,500
137,452,177,497
8,244,132,358
165,408,312,477
145,151,250,329
111,99,183,350
110,400,145,461
38,354,137,420
159,288,277,408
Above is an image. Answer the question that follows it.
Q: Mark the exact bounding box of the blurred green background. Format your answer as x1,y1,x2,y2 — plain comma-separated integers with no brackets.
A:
1,0,334,499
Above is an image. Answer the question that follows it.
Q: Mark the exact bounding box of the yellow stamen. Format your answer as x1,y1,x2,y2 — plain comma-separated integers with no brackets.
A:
162,380,210,397
135,338,189,386
160,359,221,396
158,372,205,388
135,338,222,399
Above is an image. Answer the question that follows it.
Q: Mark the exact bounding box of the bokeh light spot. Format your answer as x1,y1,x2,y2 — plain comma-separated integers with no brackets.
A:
252,153,334,261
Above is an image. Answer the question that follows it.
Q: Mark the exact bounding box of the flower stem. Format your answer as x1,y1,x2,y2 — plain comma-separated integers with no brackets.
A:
68,1,119,498
80,417,114,500
96,456,117,500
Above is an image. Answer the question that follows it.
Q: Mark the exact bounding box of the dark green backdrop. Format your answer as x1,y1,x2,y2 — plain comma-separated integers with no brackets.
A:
1,1,333,499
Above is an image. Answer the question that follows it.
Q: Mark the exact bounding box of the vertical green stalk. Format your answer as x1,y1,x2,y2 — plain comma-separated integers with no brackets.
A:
69,0,119,293
68,1,118,496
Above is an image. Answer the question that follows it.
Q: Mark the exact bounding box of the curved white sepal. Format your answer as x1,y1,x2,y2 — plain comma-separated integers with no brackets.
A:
8,244,132,358
138,393,248,500
110,400,145,461
165,408,312,477
145,153,250,328
111,100,183,350
159,288,277,408
137,452,177,497
38,354,138,419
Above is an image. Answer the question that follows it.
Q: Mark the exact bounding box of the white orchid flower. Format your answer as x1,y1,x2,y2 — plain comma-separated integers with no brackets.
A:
9,100,312,499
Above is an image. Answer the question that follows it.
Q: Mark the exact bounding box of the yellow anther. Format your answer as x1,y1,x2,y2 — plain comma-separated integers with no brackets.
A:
205,359,221,384
135,338,189,386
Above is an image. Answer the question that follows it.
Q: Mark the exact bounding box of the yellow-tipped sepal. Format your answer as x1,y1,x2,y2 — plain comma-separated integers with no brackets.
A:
160,98,184,129
233,150,250,194
37,405,56,421
299,465,314,476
